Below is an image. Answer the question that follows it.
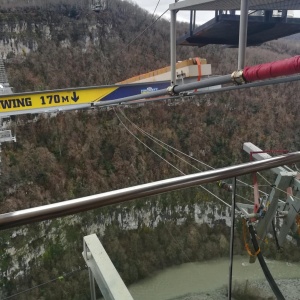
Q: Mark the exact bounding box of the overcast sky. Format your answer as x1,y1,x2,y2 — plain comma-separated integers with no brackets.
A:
131,0,215,24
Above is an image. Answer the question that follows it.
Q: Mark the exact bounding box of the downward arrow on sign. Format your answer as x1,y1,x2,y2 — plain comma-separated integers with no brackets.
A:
71,92,79,102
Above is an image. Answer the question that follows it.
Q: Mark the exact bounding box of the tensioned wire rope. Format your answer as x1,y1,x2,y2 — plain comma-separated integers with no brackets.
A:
114,108,231,208
125,0,163,49
116,107,263,190
115,106,300,262
2,268,87,300
114,107,234,282
257,171,300,204
116,107,266,204
117,108,299,212
151,0,161,19
116,108,251,204
124,7,169,50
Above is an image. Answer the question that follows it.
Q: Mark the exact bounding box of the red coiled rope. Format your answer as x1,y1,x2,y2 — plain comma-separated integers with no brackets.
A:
243,56,300,83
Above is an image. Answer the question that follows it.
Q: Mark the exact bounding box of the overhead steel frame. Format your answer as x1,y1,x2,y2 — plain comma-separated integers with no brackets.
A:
238,0,249,69
169,0,249,81
169,0,300,80
170,9,177,84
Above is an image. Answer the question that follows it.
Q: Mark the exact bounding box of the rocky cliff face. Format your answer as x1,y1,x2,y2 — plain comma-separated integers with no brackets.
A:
1,199,234,299
0,8,113,59
2,201,231,280
0,23,36,58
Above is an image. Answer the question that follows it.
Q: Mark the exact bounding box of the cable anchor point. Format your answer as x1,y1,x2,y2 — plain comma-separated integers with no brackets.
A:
231,70,246,85
167,85,178,96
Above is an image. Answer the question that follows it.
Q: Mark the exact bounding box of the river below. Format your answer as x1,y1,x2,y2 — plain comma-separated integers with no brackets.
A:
128,256,300,300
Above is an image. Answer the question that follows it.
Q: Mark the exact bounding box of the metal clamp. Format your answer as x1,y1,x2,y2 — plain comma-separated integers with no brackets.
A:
231,70,245,85
167,85,178,96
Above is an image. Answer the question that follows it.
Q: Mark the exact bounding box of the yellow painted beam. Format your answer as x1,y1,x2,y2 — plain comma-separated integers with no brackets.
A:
0,86,118,114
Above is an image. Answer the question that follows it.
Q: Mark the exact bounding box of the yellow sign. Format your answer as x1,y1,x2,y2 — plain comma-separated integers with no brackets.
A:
0,86,118,114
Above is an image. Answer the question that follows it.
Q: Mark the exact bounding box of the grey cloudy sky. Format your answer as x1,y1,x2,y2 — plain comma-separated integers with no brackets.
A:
131,0,214,24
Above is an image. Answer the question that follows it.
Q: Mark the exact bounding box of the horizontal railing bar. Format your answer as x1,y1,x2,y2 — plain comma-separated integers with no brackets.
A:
0,152,299,230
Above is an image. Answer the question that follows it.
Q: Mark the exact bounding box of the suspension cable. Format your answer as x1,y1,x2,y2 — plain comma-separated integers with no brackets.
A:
125,8,169,49
2,268,86,300
114,108,231,208
257,172,300,203
117,108,263,186
114,108,184,175
151,0,161,19
117,108,261,203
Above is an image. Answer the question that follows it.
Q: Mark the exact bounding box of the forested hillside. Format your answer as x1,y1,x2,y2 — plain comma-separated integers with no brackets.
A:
1,0,300,299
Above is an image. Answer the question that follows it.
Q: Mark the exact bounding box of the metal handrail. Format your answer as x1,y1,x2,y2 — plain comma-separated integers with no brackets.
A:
1,152,300,230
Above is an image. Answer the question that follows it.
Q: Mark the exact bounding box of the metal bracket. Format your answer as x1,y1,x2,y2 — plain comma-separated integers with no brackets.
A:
231,70,245,85
167,85,178,96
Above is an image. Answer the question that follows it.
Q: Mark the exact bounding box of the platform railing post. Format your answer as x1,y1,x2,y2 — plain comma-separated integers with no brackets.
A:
228,177,236,299
89,269,97,300
84,241,97,300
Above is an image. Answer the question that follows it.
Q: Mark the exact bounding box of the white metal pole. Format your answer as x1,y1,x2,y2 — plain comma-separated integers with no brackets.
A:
238,0,249,69
170,9,177,84
228,177,236,300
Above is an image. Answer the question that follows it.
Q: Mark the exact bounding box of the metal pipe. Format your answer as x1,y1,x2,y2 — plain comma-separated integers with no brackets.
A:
193,10,196,31
228,177,236,300
1,153,300,230
89,266,96,300
113,74,300,108
189,10,193,35
94,74,232,108
170,9,177,85
193,74,300,96
238,0,249,69
174,74,232,93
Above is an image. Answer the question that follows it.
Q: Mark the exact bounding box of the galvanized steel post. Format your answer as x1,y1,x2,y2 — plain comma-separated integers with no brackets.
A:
170,9,177,85
238,0,249,69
